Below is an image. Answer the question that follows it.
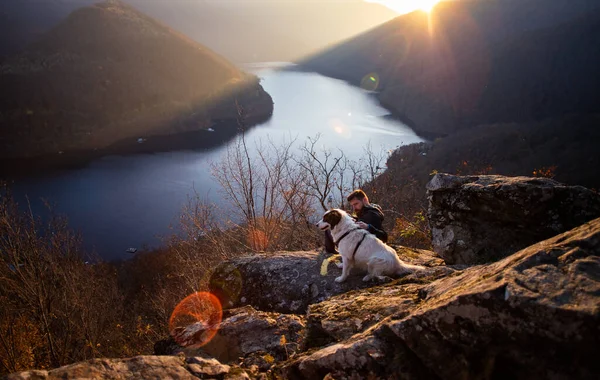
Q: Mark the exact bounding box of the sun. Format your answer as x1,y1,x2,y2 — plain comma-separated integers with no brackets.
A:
365,0,440,14
419,0,439,12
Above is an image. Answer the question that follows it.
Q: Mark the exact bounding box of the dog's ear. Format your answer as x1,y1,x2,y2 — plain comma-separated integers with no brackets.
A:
323,210,342,229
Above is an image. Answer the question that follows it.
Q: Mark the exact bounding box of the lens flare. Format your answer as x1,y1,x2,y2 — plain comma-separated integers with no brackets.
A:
169,292,223,348
360,72,380,91
329,118,352,139
247,227,269,251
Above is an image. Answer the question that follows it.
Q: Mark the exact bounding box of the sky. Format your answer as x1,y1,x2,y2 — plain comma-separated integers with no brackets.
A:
365,0,440,13
209,0,440,14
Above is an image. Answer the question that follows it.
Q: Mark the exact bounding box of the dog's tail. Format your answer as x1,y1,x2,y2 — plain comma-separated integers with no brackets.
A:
395,261,426,277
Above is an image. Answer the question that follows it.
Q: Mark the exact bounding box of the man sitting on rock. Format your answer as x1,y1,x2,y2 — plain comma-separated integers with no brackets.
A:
324,189,388,254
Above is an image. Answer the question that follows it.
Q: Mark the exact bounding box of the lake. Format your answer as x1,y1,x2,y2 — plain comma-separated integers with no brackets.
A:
11,63,423,261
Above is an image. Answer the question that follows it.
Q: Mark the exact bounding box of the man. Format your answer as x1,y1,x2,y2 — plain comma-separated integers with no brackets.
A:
324,189,388,254
347,189,388,243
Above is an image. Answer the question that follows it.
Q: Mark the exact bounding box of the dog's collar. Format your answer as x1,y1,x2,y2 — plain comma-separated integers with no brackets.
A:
334,228,360,245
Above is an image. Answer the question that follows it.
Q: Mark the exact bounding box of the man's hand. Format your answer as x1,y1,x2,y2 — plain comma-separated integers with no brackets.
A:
356,221,369,230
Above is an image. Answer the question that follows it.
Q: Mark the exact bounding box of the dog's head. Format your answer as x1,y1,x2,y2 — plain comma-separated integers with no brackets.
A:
316,209,345,231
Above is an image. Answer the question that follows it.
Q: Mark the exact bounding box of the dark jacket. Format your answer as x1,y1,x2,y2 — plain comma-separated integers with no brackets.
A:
356,204,388,243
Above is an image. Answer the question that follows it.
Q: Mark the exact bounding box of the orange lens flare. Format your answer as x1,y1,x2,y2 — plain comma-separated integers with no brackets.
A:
247,227,269,251
329,118,352,139
169,292,223,348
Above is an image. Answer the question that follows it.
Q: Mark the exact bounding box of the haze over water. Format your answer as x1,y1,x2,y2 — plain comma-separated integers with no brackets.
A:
12,64,423,261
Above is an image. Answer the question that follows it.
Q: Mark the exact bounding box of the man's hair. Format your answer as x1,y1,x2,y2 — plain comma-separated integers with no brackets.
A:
347,189,368,202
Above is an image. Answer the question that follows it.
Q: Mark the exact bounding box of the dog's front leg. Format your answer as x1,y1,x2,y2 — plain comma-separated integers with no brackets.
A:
335,257,353,283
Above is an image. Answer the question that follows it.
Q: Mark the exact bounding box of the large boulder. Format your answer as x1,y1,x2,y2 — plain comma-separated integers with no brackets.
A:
281,217,600,379
427,173,600,264
5,355,243,380
171,306,305,365
281,326,439,380
303,266,455,349
209,248,448,314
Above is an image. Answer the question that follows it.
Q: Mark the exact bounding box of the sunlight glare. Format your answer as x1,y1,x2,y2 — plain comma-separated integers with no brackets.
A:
420,0,439,12
366,0,440,14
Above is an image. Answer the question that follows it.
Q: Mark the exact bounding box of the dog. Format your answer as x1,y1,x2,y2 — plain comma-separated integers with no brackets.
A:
316,209,424,283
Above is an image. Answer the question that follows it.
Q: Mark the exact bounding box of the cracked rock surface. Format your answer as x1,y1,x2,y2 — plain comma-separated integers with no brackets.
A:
280,217,600,379
427,173,600,264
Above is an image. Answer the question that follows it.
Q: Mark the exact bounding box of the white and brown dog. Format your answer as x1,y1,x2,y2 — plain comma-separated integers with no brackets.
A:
317,209,424,283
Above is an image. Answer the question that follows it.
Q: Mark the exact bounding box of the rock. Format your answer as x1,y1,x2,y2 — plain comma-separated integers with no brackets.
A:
304,284,422,350
427,173,600,264
186,357,230,377
281,327,437,380
239,352,278,373
172,306,305,365
390,245,447,268
304,266,456,349
281,218,600,379
224,368,251,380
4,355,235,380
154,337,184,355
209,251,366,314
209,248,445,314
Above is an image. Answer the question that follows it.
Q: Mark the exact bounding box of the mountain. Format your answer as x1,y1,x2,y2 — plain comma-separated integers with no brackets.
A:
297,0,600,136
0,0,273,161
0,0,398,63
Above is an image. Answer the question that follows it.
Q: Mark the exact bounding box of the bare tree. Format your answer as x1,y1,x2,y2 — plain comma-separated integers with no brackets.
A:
210,132,318,252
362,142,388,188
307,140,389,210
295,135,345,211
